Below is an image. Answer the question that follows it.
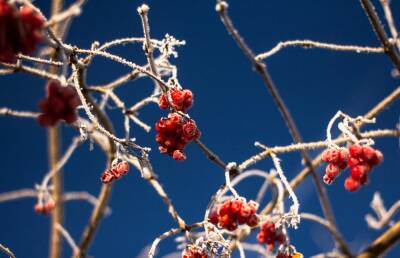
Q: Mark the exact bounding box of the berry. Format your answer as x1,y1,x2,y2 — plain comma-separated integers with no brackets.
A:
100,170,115,184
101,160,129,184
38,81,80,127
344,177,360,192
349,144,363,158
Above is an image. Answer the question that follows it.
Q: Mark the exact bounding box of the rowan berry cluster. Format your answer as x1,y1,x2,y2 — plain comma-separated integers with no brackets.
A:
182,245,207,258
100,160,130,184
0,0,44,62
322,144,383,192
34,200,55,215
209,198,259,231
155,113,200,161
38,81,80,127
158,88,193,112
257,221,286,250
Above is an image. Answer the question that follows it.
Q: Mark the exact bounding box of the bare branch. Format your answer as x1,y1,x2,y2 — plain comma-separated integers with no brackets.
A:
0,108,39,119
256,40,383,61
0,243,15,258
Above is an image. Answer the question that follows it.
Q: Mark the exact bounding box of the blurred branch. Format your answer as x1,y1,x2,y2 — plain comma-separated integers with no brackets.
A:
357,220,400,258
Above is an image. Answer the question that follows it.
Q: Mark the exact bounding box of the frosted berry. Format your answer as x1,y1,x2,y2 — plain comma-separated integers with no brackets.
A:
100,170,115,184
38,81,80,127
101,160,129,184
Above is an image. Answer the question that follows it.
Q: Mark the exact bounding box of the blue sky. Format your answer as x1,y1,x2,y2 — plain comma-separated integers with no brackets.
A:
0,0,399,257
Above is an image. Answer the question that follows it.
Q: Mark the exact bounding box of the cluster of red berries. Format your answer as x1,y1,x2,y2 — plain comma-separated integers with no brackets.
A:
34,200,55,215
182,245,207,258
158,88,193,112
257,222,286,250
100,161,130,184
0,0,44,62
322,144,383,192
209,198,259,231
38,81,80,127
155,113,200,161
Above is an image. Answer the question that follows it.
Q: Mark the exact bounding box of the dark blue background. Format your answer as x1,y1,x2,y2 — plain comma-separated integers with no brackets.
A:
0,0,399,257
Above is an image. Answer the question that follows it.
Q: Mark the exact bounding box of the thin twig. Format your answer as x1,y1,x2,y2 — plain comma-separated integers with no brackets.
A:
0,108,39,119
148,222,203,258
240,129,399,171
56,223,79,255
0,243,15,258
256,40,383,61
359,0,400,71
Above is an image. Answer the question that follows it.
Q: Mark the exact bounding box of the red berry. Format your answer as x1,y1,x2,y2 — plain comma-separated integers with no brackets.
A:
101,170,115,184
325,163,340,179
111,161,129,178
323,174,334,185
172,150,186,161
246,214,259,227
344,177,360,192
349,144,363,158
369,150,384,166
350,165,366,180
34,203,44,214
347,157,360,167
158,94,168,109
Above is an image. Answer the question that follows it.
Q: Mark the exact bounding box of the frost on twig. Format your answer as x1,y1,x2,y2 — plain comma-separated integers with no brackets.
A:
270,153,300,228
256,40,383,61
326,111,375,149
365,192,400,230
